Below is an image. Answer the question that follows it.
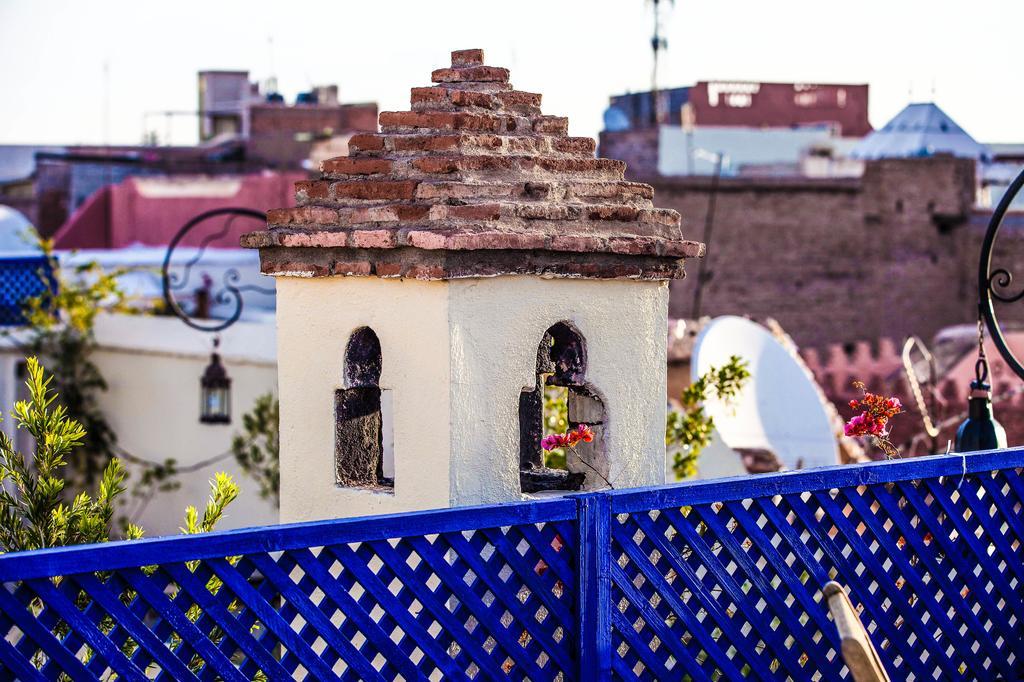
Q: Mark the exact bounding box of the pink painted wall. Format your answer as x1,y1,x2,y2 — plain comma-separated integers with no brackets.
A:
52,171,303,249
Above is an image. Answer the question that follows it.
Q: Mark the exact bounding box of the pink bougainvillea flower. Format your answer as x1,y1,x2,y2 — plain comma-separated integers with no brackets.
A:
845,412,877,436
541,424,596,451
541,434,560,451
844,381,904,458
574,424,595,443
843,413,867,437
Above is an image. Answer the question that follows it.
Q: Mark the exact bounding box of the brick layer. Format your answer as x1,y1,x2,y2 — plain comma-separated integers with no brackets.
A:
244,49,699,280
242,225,703,258
256,246,686,281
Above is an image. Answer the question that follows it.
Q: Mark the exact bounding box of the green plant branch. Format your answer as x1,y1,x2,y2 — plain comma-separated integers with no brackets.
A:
230,393,279,506
666,355,751,480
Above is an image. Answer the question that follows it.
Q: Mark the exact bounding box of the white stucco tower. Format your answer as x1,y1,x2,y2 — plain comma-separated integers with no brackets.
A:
243,49,703,522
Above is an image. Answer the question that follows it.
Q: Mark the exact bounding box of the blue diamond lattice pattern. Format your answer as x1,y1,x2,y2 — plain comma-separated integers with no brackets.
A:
0,502,578,681
608,456,1024,681
1,449,1023,680
0,257,53,327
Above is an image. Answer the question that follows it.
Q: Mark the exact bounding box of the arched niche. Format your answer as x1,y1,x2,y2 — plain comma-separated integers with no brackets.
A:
519,321,608,493
335,327,392,488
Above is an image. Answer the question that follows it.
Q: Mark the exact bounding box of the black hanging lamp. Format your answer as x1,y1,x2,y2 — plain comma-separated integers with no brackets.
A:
161,208,269,426
199,337,231,424
965,165,1024,453
954,321,1006,452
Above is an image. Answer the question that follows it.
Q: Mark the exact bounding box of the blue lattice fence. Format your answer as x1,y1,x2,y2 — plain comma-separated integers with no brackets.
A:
607,450,1024,681
0,256,53,327
0,449,1023,680
0,500,579,681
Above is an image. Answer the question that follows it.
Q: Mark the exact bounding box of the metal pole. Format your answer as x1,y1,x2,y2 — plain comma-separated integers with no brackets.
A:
691,152,722,320
650,0,661,126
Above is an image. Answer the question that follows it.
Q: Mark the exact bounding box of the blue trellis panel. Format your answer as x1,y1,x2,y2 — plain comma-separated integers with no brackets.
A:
0,448,1022,680
0,500,579,681
607,450,1024,681
0,256,54,327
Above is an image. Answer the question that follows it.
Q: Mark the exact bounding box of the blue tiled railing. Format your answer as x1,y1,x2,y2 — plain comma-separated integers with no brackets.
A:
0,449,1022,680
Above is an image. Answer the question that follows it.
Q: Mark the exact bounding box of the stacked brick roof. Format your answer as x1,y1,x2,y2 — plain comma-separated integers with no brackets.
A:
242,49,703,280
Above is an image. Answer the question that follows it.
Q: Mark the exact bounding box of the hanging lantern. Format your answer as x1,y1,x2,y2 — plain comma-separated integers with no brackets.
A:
955,327,1006,452
200,338,231,424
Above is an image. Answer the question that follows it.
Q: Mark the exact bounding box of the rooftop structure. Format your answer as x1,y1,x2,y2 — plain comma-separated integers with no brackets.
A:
607,87,692,129
600,123,864,179
0,145,64,185
243,48,703,521
8,71,378,239
197,70,378,168
606,81,871,137
51,172,302,250
850,102,989,160
197,70,259,140
657,124,854,176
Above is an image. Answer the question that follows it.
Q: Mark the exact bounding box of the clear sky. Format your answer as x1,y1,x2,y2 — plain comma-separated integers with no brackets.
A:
1,0,1021,146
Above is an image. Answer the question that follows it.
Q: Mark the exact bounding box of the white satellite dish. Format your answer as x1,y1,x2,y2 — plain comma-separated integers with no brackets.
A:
692,316,839,470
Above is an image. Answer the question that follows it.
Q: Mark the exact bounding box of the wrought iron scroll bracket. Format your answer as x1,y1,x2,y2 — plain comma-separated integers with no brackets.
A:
160,207,268,333
979,166,1024,381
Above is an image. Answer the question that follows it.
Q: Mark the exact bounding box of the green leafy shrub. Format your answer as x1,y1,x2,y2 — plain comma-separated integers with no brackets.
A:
19,236,134,489
0,357,238,553
16,232,230,526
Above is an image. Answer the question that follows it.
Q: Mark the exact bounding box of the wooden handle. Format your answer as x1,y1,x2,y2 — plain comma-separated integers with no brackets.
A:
823,581,891,682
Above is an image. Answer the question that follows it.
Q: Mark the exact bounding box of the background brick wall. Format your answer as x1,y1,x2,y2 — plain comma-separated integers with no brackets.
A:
644,156,998,348
598,130,660,180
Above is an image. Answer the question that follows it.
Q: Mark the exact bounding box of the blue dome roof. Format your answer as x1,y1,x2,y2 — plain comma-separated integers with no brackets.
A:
850,102,989,160
603,106,631,132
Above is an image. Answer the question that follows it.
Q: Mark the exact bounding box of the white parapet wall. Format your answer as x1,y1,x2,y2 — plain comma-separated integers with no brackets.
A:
447,276,669,505
0,313,278,536
275,275,669,523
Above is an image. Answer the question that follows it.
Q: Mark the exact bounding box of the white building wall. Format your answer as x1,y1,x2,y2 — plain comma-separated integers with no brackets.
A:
275,275,669,523
0,314,279,537
275,276,452,523
448,277,669,504
0,274,677,533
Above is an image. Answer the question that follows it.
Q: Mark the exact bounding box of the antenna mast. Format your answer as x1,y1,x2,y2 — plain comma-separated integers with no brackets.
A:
649,0,673,125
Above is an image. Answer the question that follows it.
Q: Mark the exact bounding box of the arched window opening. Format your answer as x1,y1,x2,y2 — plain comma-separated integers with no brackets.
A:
519,322,607,493
336,327,392,488
345,328,381,387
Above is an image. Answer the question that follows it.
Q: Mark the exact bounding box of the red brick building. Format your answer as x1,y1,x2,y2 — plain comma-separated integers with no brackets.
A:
198,70,378,168
643,155,1024,454
19,71,379,238
688,81,871,136
606,81,871,136
246,101,378,168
